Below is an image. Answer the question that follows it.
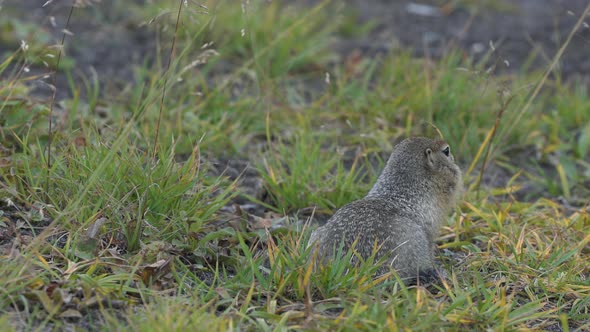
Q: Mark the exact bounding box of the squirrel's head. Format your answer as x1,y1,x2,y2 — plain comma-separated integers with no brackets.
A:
390,137,463,204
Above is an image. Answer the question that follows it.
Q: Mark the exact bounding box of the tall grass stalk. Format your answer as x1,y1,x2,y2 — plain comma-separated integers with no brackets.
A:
152,0,185,161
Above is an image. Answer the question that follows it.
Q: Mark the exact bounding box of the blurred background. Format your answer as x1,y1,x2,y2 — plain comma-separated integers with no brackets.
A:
3,0,590,202
4,0,590,98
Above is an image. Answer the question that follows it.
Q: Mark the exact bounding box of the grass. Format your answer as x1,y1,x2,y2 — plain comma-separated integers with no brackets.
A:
257,128,377,213
1,0,589,330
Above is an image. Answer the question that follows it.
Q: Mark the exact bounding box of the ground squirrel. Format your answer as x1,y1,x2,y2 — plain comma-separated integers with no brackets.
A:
308,137,462,282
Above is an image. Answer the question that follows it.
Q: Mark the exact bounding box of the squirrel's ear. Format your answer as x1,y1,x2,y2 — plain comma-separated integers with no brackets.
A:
425,148,435,168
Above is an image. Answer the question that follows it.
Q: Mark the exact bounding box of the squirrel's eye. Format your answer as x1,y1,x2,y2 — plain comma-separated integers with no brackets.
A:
442,146,450,157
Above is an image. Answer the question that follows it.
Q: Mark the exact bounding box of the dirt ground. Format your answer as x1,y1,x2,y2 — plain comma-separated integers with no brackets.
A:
338,0,590,80
3,0,590,97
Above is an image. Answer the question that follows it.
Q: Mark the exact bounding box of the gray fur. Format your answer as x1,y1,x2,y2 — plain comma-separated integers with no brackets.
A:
308,137,463,282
